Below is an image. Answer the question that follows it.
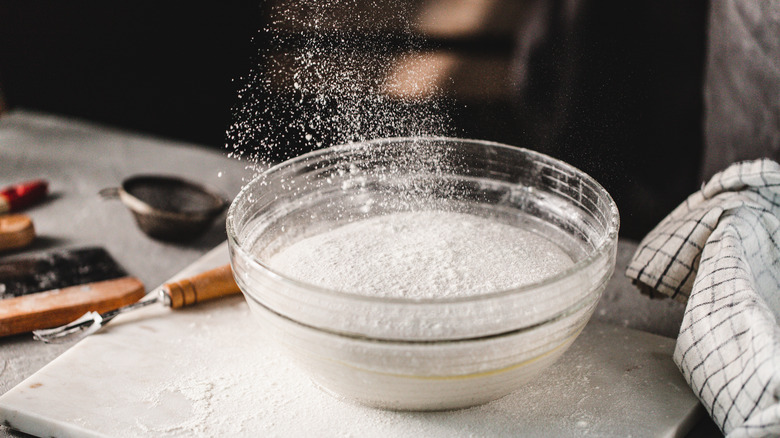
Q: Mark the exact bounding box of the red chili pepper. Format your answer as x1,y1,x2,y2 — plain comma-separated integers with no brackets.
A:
0,180,49,213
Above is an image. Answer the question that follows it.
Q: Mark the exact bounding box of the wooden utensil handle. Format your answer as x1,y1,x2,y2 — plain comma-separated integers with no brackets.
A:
0,276,145,337
162,264,240,309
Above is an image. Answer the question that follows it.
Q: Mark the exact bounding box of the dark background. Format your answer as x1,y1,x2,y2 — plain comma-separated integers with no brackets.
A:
0,2,257,146
0,1,709,240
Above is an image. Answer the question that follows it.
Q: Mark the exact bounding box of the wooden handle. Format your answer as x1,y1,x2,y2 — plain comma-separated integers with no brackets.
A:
163,264,240,309
0,214,35,251
0,276,145,337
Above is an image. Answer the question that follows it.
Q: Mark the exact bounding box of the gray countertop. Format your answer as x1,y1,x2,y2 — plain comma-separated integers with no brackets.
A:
1,110,708,437
0,110,250,437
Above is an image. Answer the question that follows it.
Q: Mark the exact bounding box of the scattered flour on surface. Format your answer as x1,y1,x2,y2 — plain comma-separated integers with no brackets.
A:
125,301,313,437
120,311,684,437
267,210,574,299
64,275,693,438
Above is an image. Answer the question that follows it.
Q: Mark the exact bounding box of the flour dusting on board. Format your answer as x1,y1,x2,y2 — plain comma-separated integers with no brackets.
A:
70,299,694,437
136,381,216,435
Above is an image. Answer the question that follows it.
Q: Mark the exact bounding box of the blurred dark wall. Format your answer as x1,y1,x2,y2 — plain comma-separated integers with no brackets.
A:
0,1,257,147
512,0,709,238
0,1,711,239
702,0,780,180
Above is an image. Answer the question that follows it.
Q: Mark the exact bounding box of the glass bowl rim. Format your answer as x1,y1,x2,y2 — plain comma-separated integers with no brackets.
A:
226,136,620,306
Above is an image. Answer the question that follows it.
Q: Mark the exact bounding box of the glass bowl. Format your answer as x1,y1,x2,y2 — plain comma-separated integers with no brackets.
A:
227,137,619,410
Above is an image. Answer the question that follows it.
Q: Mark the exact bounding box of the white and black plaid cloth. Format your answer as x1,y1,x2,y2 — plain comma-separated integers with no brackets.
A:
627,159,780,437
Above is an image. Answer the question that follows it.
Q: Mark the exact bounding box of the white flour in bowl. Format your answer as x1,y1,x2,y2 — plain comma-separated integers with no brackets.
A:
267,210,574,299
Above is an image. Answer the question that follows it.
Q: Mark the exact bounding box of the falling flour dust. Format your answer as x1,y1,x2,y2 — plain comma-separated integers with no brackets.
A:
226,0,456,170
268,211,574,298
59,1,592,437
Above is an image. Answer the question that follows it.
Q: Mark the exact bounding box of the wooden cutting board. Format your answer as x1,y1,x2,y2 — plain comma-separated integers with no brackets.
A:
0,242,703,437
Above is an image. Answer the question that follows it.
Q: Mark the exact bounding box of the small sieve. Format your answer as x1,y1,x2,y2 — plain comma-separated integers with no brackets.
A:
101,175,229,242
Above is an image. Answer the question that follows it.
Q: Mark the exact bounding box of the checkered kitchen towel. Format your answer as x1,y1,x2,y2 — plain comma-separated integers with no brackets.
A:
627,159,780,437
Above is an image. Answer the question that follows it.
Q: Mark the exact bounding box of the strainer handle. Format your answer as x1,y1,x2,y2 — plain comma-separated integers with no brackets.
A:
98,187,120,199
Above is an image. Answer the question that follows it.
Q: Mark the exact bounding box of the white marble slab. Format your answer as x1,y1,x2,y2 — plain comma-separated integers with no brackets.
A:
0,242,702,438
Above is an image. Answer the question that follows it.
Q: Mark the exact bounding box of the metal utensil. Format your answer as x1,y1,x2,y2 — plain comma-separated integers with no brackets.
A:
33,264,240,343
100,174,229,242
